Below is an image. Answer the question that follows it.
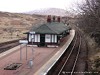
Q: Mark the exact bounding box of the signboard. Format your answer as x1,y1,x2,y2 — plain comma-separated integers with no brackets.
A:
19,40,28,60
19,40,28,44
29,31,35,34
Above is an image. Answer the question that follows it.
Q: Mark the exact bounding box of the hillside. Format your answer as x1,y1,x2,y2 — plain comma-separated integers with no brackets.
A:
0,11,46,43
0,8,73,43
26,8,72,17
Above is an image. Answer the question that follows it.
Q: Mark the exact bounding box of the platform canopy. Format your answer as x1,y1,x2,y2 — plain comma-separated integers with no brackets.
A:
27,22,70,34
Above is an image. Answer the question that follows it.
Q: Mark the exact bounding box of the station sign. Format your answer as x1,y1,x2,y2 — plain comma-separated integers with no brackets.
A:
19,40,28,44
29,31,35,34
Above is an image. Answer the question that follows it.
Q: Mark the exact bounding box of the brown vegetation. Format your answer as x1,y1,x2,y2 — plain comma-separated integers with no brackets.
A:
0,12,46,43
74,0,100,73
76,0,100,45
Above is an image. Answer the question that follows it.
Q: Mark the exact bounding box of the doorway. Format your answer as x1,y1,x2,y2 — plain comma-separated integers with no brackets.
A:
40,34,45,46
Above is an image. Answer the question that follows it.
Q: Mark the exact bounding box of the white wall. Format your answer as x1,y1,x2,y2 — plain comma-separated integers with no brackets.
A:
29,34,40,42
29,34,34,42
55,35,57,43
28,34,57,43
37,34,40,42
51,35,54,43
45,34,51,42
51,35,57,43
35,35,37,42
45,34,57,43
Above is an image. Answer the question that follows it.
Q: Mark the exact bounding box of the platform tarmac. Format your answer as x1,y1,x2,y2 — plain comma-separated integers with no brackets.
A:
0,30,75,75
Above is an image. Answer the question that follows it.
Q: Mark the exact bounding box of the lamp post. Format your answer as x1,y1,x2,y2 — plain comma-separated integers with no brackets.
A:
29,31,35,59
27,31,35,69
19,40,28,61
26,44,27,60
20,44,22,61
31,37,34,56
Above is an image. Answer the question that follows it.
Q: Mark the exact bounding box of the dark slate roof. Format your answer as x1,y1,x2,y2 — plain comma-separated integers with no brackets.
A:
30,22,69,34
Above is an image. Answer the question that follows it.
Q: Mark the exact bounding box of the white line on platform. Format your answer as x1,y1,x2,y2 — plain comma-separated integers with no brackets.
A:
34,30,75,75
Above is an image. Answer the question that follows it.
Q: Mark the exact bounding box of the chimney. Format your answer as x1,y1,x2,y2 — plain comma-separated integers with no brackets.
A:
57,16,61,22
47,15,51,23
53,16,56,22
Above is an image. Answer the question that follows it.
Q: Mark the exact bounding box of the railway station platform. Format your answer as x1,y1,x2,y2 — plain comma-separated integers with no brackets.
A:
0,30,75,75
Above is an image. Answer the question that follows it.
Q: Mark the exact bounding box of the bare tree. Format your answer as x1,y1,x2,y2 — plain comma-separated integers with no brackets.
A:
76,0,100,44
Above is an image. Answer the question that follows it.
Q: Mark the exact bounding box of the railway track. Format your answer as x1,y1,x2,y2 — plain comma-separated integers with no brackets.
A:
58,34,81,75
47,31,86,75
0,40,20,53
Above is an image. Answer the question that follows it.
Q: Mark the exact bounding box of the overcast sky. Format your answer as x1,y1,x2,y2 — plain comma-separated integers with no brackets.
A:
0,0,82,13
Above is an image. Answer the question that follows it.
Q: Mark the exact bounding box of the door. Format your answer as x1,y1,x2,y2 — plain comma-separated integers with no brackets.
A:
40,34,45,46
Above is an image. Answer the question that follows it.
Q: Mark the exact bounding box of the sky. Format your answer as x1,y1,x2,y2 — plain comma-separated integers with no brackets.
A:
0,0,82,13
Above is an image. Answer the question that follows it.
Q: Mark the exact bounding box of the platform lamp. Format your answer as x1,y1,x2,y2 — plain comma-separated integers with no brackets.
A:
30,31,35,59
19,40,28,61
